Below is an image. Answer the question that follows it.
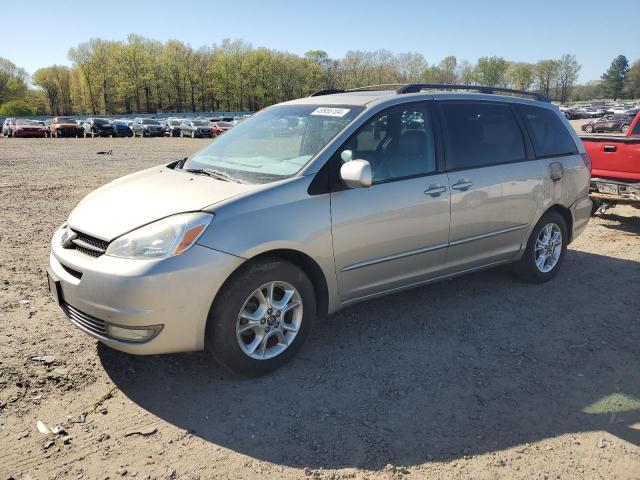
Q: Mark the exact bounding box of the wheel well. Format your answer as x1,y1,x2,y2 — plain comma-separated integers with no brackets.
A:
546,204,573,242
226,249,330,318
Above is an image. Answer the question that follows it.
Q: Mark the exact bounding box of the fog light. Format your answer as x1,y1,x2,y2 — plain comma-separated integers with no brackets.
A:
105,323,162,342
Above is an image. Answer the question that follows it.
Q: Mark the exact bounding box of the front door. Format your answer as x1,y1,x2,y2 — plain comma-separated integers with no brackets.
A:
330,102,451,302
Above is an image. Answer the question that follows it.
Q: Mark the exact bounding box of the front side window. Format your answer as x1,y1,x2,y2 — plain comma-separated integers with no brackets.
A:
517,105,577,158
186,104,363,183
341,104,436,183
441,102,525,170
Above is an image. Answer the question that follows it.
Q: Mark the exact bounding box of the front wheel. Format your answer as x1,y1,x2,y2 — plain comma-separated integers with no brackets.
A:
206,259,316,376
584,124,594,133
621,124,630,134
513,211,568,283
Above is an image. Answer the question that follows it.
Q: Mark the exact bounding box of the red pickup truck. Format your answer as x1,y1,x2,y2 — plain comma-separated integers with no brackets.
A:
581,111,640,213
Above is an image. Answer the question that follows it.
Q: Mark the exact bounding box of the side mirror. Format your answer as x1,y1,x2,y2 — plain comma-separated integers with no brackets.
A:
340,159,372,189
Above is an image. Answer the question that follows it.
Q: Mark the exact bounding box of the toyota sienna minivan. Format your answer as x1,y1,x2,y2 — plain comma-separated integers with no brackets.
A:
48,84,592,375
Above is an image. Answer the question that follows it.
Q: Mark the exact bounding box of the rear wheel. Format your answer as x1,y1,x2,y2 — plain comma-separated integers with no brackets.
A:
621,124,630,134
513,211,568,283
584,124,594,133
206,259,316,376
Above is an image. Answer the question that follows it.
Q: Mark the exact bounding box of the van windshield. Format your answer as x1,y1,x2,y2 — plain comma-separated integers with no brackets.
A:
185,104,363,183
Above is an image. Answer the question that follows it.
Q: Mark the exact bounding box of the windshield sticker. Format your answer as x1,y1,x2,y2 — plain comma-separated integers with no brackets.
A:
311,107,351,117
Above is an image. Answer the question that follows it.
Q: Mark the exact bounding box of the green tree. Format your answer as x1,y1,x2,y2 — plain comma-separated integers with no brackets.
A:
623,60,640,99
556,54,581,103
535,60,558,99
506,62,535,91
473,56,509,87
0,99,35,116
601,55,629,100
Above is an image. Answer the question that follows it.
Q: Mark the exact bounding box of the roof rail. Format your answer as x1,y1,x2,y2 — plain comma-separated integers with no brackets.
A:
348,84,406,92
396,83,549,102
310,89,345,97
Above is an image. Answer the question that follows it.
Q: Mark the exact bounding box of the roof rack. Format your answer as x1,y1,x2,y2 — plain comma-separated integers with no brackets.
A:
310,89,345,97
396,83,549,102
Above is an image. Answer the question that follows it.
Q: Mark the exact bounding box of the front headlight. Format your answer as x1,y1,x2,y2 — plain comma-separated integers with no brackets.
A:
106,212,213,260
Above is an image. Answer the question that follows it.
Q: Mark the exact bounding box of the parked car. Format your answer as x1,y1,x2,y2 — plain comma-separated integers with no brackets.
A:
581,115,632,134
210,121,233,136
132,118,165,137
82,118,115,138
561,109,582,120
110,120,133,137
2,117,15,137
180,119,213,138
11,118,48,138
51,117,83,138
581,111,640,214
577,107,605,118
47,84,591,376
165,119,182,137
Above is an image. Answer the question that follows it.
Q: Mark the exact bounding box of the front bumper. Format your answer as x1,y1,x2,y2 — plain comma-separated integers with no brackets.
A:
48,226,244,354
13,130,46,137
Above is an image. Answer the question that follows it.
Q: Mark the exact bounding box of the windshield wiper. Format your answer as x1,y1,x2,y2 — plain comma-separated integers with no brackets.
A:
184,168,240,183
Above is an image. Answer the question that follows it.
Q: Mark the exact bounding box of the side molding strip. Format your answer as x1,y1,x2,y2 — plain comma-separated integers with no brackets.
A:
341,224,528,273
341,242,448,272
449,224,529,247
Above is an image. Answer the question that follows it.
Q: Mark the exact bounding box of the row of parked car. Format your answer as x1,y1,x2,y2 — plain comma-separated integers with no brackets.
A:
559,103,640,120
1,115,243,139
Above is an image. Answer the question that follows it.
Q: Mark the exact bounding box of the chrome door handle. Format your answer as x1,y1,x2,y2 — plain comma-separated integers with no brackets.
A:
424,184,447,197
452,179,473,191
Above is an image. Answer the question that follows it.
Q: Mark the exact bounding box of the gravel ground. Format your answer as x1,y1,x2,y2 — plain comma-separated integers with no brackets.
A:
0,137,639,480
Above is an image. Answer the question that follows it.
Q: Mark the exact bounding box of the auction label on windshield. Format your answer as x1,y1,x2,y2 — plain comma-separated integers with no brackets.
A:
311,107,351,117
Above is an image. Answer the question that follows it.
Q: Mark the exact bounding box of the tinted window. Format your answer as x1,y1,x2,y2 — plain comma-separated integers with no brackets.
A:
342,104,436,183
517,105,577,158
441,102,525,170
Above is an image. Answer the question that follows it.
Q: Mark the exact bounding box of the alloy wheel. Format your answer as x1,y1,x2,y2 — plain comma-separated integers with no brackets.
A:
235,281,303,360
534,223,562,273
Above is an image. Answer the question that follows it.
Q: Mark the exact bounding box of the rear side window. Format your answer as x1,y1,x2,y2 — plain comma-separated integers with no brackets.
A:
633,118,640,136
517,105,577,158
440,102,525,170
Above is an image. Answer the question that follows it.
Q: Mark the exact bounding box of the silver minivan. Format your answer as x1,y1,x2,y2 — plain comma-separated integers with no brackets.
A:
47,84,592,375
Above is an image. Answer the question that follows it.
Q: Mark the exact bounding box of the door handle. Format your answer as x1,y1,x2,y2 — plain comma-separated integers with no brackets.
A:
424,184,447,197
451,179,473,191
603,145,617,152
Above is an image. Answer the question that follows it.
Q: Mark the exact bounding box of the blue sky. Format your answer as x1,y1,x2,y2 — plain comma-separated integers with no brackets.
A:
1,0,638,82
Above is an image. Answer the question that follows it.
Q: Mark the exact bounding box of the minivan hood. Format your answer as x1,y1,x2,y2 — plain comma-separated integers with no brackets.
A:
68,165,256,240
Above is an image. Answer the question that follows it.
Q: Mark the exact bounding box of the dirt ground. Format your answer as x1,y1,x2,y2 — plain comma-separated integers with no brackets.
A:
0,136,639,480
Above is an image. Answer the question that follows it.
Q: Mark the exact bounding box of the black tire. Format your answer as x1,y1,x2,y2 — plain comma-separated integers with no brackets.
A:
205,259,316,376
513,211,568,284
590,198,602,216
621,124,630,134
584,124,594,133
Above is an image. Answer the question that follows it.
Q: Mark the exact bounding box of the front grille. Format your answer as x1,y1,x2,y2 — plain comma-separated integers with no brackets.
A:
60,300,107,337
71,230,109,257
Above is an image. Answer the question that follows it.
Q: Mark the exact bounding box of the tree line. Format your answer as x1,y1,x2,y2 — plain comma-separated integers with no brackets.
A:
1,35,639,117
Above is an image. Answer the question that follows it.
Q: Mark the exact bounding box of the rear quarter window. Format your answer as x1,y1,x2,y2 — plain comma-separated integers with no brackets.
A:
517,105,577,158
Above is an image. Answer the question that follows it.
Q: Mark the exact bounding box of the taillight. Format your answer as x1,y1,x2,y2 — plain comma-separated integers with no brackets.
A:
581,152,592,175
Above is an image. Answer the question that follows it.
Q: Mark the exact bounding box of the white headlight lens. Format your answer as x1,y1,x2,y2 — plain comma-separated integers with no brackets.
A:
106,212,213,260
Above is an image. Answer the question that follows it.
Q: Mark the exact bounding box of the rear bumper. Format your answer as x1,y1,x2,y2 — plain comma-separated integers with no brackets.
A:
48,226,244,354
570,195,592,242
589,177,640,204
